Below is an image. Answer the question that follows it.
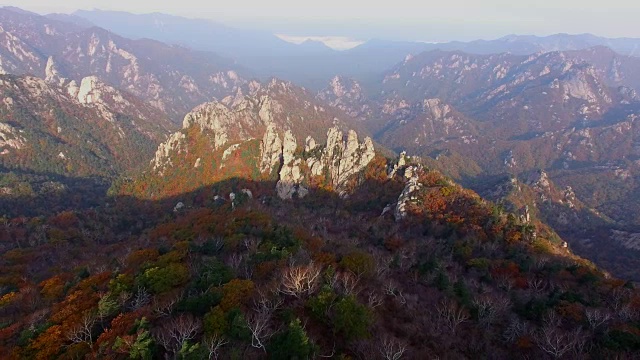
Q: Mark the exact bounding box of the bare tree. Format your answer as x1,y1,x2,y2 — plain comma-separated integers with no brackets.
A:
495,274,515,292
533,256,550,271
204,333,228,360
503,317,528,343
474,297,498,327
279,262,322,298
243,238,261,254
367,291,384,309
243,263,255,280
535,326,581,359
384,280,406,305
543,311,562,328
130,287,151,310
66,312,97,344
437,300,469,334
246,311,274,352
397,246,417,271
117,291,132,309
585,309,611,329
336,271,360,296
378,335,407,360
154,314,202,354
618,304,638,322
527,277,547,295
152,290,183,318
253,290,284,315
374,253,392,278
227,253,244,274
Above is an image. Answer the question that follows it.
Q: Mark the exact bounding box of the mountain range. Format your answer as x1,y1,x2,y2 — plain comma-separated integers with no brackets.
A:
1,5,640,359
68,9,640,89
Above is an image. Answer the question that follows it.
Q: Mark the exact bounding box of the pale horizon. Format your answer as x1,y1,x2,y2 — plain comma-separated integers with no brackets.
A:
2,1,640,43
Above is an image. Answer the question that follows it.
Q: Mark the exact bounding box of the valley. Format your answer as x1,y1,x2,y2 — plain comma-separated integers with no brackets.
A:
1,5,640,359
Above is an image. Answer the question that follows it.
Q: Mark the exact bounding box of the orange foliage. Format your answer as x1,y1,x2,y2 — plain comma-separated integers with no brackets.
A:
364,155,390,181
556,301,584,322
505,230,522,244
126,249,160,269
39,276,66,301
28,325,65,360
48,211,79,230
491,261,521,279
0,292,17,307
313,251,337,266
95,309,150,355
220,279,255,311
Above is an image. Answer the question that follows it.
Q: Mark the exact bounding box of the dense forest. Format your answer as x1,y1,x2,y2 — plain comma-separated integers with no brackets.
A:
1,155,639,359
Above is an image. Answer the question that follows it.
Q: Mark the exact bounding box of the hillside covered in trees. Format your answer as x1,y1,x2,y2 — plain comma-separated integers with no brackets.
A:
1,153,639,359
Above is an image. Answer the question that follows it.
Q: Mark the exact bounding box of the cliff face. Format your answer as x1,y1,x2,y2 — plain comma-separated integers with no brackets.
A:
140,80,375,200
274,127,375,199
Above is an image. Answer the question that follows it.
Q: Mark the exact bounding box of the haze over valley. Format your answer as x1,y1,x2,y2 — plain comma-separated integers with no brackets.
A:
1,2,640,358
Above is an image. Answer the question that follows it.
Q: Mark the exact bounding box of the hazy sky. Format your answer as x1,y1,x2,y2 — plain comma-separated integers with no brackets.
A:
4,0,640,42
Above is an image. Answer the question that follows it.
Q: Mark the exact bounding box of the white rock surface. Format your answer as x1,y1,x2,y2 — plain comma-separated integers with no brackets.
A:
305,136,318,152
259,124,282,174
322,127,375,191
0,122,26,151
152,132,186,172
395,166,422,220
276,130,308,199
173,202,185,212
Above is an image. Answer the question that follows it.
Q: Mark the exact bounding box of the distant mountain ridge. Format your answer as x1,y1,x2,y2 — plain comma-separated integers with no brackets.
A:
317,47,640,280
68,9,640,88
0,7,248,123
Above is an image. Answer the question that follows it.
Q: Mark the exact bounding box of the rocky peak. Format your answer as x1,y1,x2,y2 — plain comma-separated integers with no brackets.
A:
423,98,452,120
73,76,102,104
263,125,375,199
276,131,308,199
327,76,363,99
44,56,65,85
151,78,345,178
151,131,186,173
561,66,611,105
394,165,423,221
0,122,26,154
527,169,551,193
322,127,375,192
259,124,283,174
317,76,370,119
179,94,284,152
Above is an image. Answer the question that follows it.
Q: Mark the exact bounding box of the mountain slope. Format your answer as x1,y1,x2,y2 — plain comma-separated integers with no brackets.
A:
3,121,640,359
319,48,640,281
121,79,374,200
0,8,247,122
0,74,175,216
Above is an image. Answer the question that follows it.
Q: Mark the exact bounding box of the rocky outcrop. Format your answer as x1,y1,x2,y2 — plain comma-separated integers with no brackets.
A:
0,122,26,154
182,102,234,150
395,166,422,221
259,124,283,174
316,76,370,119
267,126,375,199
152,132,186,172
305,136,318,152
423,98,452,120
527,169,551,194
276,131,308,199
149,79,373,199
388,151,407,178
322,127,375,192
44,56,65,86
